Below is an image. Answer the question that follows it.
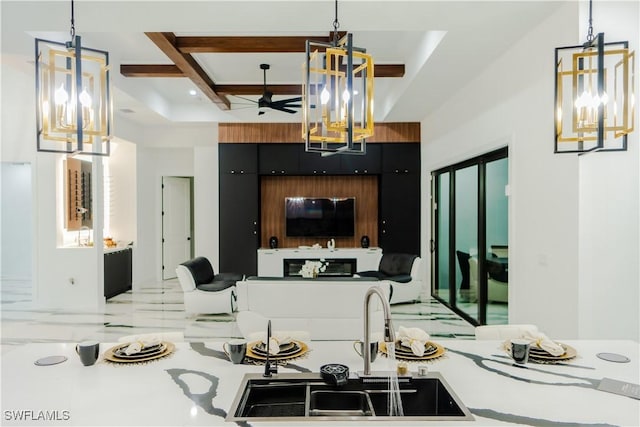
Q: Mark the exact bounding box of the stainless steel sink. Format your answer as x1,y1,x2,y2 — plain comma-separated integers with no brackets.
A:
226,372,474,422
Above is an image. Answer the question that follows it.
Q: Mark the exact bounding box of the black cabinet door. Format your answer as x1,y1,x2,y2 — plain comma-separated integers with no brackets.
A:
382,143,421,174
104,248,132,299
340,143,381,174
379,172,421,255
258,144,301,175
299,147,342,175
219,143,258,174
219,173,259,276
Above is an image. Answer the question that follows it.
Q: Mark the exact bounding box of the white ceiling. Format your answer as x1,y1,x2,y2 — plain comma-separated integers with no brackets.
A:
2,1,566,126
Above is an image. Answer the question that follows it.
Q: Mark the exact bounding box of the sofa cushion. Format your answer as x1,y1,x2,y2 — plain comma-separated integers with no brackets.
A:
181,257,214,285
385,274,412,284
379,253,417,277
355,270,386,280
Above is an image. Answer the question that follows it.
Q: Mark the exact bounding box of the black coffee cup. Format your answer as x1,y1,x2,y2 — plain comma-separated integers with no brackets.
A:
76,341,100,366
223,339,247,364
511,339,530,364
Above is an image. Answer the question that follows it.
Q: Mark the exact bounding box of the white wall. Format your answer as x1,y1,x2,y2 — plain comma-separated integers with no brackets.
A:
0,162,32,280
423,1,639,340
135,147,193,286
105,140,137,245
133,123,217,286
194,146,219,269
422,2,583,338
577,1,640,341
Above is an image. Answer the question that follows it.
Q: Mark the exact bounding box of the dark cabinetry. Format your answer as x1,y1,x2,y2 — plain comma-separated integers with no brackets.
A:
340,144,381,174
379,143,421,255
104,248,132,299
220,143,258,174
382,143,421,173
299,149,342,175
257,143,381,176
219,144,259,276
218,142,420,274
259,144,301,175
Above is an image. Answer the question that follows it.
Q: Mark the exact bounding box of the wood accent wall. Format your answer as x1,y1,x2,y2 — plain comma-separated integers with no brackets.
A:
261,176,378,249
219,122,420,144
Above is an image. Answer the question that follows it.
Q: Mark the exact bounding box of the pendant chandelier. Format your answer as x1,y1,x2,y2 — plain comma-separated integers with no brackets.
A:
302,0,374,156
554,0,635,153
35,0,112,156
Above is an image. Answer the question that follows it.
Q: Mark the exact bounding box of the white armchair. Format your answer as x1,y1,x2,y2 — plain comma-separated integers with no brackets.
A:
175,257,243,315
357,253,422,304
468,257,508,303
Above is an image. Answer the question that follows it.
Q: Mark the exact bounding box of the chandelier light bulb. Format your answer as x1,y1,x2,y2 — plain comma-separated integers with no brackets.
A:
79,88,92,107
320,86,330,105
54,84,69,105
342,89,350,102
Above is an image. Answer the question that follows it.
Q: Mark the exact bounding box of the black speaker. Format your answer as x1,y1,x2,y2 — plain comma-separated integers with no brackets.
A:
269,236,278,249
360,235,370,248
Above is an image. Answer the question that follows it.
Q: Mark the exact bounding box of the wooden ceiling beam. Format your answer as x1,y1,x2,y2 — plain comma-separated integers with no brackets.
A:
216,84,301,96
145,32,230,110
120,64,183,78
176,34,347,53
121,64,404,81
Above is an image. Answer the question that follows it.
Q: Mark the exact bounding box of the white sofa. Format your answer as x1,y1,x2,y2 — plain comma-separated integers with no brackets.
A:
235,278,390,340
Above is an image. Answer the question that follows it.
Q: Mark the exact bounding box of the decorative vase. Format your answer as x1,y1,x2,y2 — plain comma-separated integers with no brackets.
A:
361,235,370,248
269,236,278,249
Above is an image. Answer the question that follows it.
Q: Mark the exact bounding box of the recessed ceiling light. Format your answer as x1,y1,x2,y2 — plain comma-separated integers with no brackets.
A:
189,89,197,96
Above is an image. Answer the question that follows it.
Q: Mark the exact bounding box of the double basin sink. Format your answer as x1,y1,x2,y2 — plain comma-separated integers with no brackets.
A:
227,372,474,422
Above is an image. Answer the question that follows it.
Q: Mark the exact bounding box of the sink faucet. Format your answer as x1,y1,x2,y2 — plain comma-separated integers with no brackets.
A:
363,286,396,376
263,320,278,377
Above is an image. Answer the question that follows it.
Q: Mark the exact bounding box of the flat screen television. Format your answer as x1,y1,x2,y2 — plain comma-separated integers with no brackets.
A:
285,197,355,237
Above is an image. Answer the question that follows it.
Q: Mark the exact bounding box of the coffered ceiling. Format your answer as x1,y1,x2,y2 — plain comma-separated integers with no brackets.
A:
1,1,566,126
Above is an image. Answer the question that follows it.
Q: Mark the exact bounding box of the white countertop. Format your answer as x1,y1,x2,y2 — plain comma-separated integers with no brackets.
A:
1,340,638,426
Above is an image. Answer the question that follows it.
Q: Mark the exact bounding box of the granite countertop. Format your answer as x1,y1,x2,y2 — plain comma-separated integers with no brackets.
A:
1,340,638,426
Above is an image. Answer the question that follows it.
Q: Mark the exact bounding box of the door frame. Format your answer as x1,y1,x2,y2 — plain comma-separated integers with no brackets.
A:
431,147,508,326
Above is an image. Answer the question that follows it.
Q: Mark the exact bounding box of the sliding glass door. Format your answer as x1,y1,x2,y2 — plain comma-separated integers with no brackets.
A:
431,148,508,325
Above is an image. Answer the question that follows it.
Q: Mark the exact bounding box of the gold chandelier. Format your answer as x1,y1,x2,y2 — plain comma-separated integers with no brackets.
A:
554,0,635,153
302,0,374,156
35,0,112,155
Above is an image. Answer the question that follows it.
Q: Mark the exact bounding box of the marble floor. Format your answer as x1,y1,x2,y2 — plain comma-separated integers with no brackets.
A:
1,278,476,354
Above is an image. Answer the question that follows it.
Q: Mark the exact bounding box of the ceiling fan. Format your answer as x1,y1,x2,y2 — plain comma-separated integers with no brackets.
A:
233,64,302,115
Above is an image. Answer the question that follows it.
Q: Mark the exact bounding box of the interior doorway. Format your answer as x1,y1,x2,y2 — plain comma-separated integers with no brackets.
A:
162,176,193,280
431,148,508,326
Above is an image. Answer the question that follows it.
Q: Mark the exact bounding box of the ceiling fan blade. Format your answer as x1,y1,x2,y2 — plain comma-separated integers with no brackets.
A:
276,96,302,104
270,105,298,114
271,97,302,107
230,95,258,104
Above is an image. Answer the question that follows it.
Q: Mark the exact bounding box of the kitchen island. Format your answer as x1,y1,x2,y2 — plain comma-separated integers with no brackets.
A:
1,340,638,426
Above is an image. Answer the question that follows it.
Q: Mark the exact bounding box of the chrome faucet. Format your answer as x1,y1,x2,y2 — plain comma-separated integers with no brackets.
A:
363,286,396,376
